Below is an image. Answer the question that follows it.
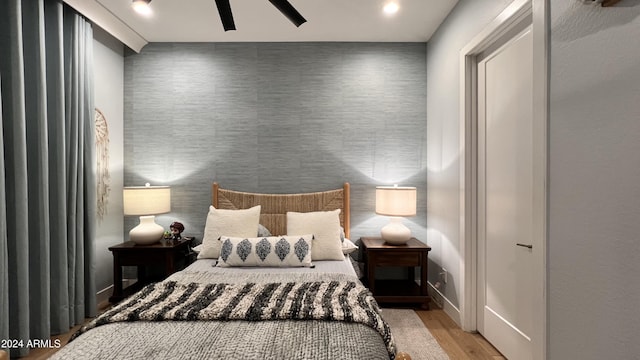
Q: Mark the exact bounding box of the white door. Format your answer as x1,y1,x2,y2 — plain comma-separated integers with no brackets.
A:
476,24,536,360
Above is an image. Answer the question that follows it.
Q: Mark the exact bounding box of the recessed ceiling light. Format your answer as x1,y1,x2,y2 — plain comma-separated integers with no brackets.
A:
383,2,399,15
132,0,152,17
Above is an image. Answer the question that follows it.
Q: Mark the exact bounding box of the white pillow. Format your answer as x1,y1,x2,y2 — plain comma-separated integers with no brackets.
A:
287,209,344,261
198,205,261,259
217,235,313,267
342,238,358,255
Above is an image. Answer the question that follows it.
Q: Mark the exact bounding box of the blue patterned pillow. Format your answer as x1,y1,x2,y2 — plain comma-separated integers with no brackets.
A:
217,235,313,267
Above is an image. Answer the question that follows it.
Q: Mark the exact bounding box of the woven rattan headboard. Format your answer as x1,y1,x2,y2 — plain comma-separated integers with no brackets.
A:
212,183,350,239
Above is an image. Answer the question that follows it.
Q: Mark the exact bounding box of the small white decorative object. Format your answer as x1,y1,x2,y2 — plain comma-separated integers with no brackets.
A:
375,185,417,245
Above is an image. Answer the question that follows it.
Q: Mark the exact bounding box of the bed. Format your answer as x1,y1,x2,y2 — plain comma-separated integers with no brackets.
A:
51,183,410,360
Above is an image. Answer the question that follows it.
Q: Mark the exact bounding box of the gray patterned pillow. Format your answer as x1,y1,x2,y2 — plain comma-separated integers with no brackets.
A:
217,235,313,267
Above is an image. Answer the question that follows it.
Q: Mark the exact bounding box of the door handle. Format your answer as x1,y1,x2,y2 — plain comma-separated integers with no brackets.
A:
516,243,533,249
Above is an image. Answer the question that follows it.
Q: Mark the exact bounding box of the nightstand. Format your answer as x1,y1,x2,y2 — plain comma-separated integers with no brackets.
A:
361,237,431,309
109,238,195,303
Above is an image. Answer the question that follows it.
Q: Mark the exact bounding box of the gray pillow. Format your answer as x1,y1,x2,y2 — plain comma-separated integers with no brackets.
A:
257,223,272,237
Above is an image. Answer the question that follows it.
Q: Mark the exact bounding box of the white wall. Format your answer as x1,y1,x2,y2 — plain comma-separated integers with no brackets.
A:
92,26,124,303
548,1,640,358
427,0,640,358
426,0,513,316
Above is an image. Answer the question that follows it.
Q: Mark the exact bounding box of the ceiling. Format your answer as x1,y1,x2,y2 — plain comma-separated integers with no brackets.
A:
79,0,458,49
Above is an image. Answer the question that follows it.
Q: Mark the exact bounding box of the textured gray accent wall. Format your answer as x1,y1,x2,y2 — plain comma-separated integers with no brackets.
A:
124,42,427,244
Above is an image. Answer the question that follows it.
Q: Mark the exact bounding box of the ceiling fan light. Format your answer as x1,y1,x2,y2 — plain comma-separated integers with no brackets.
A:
383,2,399,15
132,0,152,16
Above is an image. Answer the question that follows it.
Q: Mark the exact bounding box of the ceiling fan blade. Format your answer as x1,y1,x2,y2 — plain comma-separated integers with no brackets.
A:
214,0,236,31
267,0,307,27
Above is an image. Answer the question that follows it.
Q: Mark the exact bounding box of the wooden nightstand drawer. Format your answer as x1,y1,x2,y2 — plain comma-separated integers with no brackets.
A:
372,252,422,267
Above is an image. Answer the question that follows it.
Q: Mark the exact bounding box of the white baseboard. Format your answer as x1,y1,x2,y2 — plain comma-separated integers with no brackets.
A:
427,281,462,326
96,278,136,308
96,285,112,307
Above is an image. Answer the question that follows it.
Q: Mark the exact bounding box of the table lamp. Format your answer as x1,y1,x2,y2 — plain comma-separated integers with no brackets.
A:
123,183,171,245
375,185,417,245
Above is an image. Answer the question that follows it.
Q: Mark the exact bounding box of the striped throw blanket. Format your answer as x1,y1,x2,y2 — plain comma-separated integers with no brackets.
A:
73,280,397,358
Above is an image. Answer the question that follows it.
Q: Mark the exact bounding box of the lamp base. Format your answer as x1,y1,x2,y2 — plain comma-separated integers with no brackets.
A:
381,217,412,245
129,215,164,245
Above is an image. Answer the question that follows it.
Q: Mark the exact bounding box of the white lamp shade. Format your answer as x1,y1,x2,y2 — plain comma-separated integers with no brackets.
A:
375,186,417,217
123,185,171,215
123,185,170,245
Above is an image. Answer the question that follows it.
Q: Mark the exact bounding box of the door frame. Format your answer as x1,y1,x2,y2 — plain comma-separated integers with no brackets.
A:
457,0,548,359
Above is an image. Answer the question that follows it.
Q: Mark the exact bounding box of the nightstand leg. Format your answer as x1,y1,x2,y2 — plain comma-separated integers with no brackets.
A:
421,254,429,309
138,265,147,283
367,265,376,294
165,252,176,275
111,256,122,303
421,258,428,296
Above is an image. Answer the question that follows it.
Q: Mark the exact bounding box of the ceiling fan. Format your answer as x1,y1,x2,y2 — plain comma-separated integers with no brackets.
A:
214,0,307,31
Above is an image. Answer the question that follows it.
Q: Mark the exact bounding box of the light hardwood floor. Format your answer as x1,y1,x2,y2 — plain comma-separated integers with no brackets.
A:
19,306,504,359
417,307,506,360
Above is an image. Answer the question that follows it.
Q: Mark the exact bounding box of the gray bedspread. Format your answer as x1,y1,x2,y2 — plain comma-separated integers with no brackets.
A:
51,270,395,360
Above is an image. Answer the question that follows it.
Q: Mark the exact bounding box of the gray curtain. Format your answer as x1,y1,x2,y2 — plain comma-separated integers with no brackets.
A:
0,0,96,357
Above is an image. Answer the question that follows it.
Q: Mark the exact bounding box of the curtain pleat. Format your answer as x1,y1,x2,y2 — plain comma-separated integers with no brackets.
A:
63,6,79,326
44,0,70,334
81,13,97,320
0,76,9,353
0,1,32,355
63,7,97,323
0,0,95,356
22,0,52,340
